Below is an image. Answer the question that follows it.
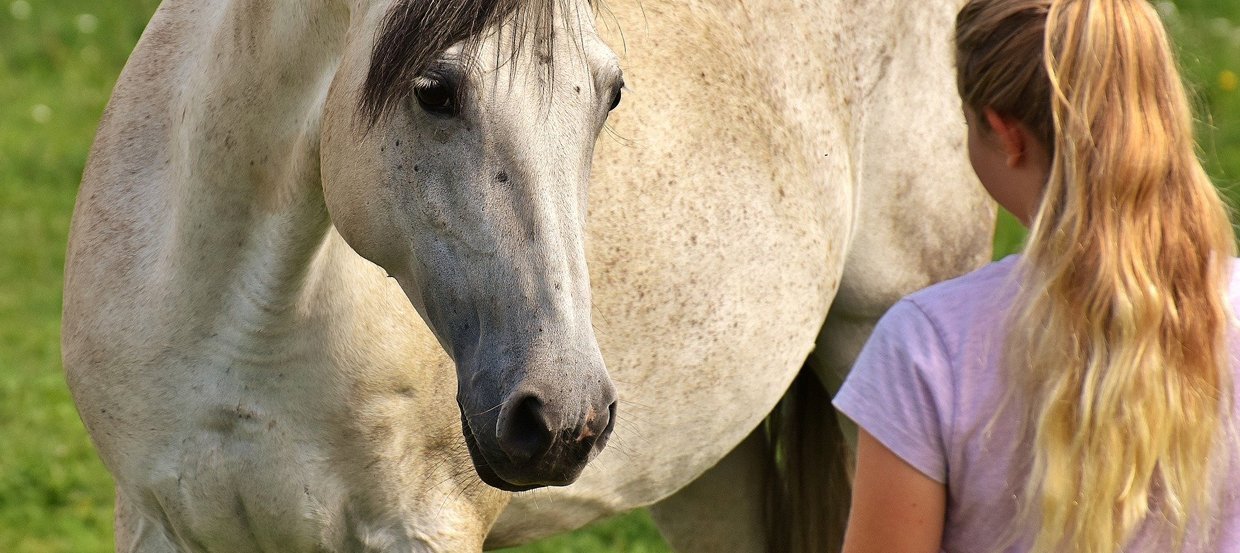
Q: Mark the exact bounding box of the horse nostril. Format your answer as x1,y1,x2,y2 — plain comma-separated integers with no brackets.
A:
499,394,554,462
597,400,617,449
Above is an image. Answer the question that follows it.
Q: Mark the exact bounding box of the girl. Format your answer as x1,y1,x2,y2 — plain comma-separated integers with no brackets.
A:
833,0,1239,551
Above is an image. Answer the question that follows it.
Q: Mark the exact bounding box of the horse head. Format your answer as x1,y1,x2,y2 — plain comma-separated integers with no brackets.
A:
320,0,619,492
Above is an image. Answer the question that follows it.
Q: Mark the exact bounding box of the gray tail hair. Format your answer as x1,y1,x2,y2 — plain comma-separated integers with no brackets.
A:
763,363,852,553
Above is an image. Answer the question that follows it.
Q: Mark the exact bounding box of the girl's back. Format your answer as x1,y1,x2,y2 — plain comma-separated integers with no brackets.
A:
836,1,1237,551
836,255,1240,552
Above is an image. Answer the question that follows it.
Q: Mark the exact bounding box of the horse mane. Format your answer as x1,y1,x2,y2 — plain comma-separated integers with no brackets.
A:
360,0,564,126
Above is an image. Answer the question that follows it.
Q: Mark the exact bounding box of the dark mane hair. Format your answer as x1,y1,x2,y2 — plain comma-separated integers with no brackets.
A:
360,0,562,126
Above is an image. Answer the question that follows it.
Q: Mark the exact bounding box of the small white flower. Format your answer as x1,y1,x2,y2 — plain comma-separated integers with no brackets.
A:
1209,17,1233,38
75,13,97,34
31,104,51,124
9,0,31,20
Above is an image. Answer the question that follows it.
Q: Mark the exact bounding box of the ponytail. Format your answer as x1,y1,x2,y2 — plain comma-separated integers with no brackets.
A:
957,1,1236,551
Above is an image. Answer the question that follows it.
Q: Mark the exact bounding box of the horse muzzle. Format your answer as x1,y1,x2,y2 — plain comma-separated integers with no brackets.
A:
459,374,617,492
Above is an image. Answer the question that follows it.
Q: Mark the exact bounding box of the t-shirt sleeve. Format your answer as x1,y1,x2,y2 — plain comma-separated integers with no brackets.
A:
833,299,954,483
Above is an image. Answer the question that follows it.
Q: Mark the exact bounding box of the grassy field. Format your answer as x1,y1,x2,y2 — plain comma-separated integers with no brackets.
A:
1,1,1237,551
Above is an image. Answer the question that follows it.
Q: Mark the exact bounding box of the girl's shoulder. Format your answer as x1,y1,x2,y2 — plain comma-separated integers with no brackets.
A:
834,258,1023,484
894,255,1022,345
844,256,1020,394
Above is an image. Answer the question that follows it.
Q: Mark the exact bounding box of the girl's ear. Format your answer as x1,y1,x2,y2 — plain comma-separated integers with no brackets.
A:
983,107,1028,168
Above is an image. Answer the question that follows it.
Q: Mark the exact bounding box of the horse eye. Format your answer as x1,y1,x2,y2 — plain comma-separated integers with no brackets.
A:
414,80,457,116
608,87,622,112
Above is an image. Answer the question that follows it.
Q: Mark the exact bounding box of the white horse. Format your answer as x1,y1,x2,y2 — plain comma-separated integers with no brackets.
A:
63,0,992,551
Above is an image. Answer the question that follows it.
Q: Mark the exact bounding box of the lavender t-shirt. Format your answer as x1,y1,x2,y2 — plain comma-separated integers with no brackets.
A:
834,256,1240,552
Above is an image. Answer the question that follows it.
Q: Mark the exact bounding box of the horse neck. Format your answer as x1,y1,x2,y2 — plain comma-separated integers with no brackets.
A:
164,0,350,328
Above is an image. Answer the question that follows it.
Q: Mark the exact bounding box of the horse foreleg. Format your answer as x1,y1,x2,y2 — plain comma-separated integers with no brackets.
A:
115,487,181,553
648,426,768,553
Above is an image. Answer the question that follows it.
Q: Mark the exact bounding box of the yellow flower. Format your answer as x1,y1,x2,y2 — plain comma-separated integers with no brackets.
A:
1221,70,1239,93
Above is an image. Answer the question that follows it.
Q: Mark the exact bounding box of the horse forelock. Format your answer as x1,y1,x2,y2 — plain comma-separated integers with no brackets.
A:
360,0,577,127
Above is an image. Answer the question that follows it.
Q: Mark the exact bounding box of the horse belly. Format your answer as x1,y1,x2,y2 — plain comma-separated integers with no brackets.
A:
488,61,852,547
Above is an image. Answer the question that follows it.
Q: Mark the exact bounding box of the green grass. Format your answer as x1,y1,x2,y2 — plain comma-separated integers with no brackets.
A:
1,0,1238,551
0,1,160,551
492,511,671,553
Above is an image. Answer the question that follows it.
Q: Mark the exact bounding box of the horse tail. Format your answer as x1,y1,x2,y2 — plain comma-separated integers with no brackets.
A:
764,362,851,553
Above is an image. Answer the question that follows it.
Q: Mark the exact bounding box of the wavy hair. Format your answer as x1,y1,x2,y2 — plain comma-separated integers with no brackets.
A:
956,0,1236,551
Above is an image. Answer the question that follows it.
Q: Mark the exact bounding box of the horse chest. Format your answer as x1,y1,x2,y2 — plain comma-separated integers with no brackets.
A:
134,400,335,552
99,339,332,549
125,343,466,553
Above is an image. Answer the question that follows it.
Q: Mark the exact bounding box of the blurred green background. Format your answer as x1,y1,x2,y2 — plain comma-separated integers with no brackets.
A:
1,1,1237,551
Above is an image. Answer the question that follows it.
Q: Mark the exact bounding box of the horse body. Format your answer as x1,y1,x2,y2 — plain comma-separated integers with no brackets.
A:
63,0,992,551
488,0,993,547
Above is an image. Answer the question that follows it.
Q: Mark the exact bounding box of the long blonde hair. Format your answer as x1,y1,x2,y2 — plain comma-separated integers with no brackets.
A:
956,0,1236,551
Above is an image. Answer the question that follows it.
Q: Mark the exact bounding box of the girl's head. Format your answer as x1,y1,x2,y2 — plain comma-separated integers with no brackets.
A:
956,0,1055,224
955,1,1236,552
